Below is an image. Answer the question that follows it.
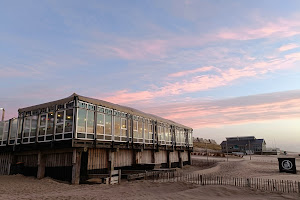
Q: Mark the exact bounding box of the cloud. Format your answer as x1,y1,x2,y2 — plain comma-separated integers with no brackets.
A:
168,66,219,78
217,18,300,41
279,43,299,52
140,90,300,129
0,66,41,78
81,15,300,61
102,53,299,104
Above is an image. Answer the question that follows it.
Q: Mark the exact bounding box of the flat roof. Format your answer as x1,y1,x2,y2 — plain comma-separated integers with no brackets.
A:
18,93,192,130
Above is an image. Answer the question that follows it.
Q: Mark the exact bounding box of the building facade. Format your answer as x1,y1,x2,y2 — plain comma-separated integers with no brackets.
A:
220,136,266,154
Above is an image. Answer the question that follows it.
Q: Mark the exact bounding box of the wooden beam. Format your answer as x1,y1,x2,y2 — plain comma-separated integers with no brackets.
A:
14,148,74,156
37,151,46,179
71,149,82,184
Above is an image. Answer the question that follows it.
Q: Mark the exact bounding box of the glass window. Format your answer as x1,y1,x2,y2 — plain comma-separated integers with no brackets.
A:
96,113,104,135
0,121,3,140
3,121,9,140
114,116,121,137
165,126,169,141
133,120,138,138
56,124,63,134
105,113,112,135
57,111,64,124
148,124,153,140
56,111,64,134
39,114,46,136
121,118,127,136
157,126,161,141
24,118,30,137
138,120,143,139
17,118,23,139
144,121,148,140
30,116,38,137
65,109,73,133
10,119,18,139
77,109,86,132
87,110,94,133
128,118,131,139
47,112,55,134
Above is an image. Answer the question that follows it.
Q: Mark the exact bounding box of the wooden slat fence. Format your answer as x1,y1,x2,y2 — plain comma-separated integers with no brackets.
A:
151,171,300,194
0,153,12,175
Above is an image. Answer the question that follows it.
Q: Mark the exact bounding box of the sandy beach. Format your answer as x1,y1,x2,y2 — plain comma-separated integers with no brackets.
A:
0,155,299,200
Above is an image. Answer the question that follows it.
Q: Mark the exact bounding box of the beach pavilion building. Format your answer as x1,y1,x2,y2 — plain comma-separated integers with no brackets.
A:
220,136,266,154
0,93,193,184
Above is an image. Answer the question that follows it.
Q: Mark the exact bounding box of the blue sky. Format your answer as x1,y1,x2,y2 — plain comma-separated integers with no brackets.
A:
1,0,300,151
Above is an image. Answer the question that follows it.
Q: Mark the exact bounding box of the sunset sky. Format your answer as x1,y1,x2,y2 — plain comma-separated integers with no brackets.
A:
1,0,300,151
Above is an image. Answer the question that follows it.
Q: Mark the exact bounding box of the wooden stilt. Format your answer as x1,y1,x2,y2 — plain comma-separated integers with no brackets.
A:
71,149,82,184
108,149,115,184
37,152,46,179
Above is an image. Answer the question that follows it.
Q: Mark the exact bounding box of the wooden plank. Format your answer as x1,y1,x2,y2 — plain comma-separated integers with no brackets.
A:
111,170,119,176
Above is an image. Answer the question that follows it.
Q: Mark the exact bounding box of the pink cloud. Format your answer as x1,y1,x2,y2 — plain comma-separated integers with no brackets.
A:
88,39,168,60
285,52,300,60
218,18,300,41
168,66,219,78
279,43,299,52
140,90,300,129
83,16,300,61
102,54,299,105
103,90,154,104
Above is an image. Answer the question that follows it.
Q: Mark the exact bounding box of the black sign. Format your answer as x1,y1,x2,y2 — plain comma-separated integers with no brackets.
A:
278,158,297,174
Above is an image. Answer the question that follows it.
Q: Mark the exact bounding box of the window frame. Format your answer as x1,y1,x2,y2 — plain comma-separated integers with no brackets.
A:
76,101,95,140
22,115,38,144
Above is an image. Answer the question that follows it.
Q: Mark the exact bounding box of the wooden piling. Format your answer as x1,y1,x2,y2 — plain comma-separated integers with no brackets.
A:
71,149,82,185
37,152,46,179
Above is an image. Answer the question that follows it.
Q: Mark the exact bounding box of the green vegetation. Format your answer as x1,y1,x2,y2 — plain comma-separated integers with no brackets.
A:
193,142,221,150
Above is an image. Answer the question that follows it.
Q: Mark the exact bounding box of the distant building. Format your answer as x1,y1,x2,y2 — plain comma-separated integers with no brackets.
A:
220,136,266,154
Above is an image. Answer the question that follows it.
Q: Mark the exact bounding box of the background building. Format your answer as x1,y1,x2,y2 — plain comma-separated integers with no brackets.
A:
220,136,266,154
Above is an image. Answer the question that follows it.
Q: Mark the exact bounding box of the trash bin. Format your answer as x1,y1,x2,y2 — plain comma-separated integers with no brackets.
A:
278,158,296,174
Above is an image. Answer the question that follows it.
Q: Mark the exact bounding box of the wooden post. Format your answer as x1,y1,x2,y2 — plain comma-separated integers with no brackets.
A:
72,149,82,184
118,169,121,184
178,151,183,168
108,149,115,184
37,152,46,179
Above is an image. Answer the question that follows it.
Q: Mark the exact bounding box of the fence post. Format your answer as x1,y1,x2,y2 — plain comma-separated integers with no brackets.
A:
200,175,203,185
297,182,300,194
